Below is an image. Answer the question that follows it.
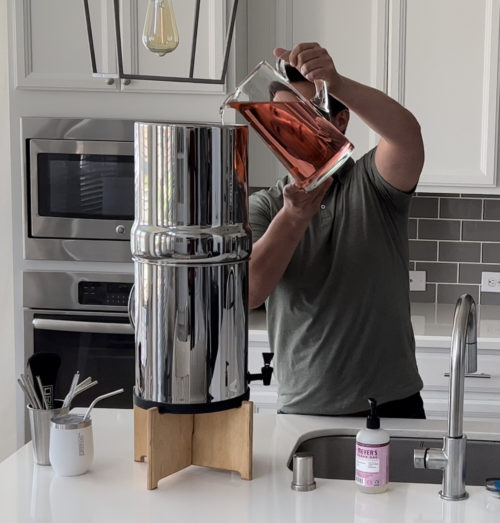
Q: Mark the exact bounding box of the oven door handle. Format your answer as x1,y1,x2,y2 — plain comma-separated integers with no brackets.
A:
32,318,134,335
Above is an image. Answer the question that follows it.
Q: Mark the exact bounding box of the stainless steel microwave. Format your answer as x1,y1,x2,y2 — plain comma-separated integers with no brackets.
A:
22,117,136,262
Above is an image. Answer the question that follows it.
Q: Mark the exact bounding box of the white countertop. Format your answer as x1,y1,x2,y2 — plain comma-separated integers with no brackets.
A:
249,303,500,348
2,409,500,522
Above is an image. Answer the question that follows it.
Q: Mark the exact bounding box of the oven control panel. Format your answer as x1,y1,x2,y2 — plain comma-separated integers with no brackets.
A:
79,281,133,307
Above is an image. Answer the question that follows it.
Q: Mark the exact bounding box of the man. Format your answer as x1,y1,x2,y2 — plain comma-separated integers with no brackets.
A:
248,42,425,417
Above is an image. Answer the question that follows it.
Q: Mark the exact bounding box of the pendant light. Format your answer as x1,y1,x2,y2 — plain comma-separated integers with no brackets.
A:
83,0,239,85
142,0,179,57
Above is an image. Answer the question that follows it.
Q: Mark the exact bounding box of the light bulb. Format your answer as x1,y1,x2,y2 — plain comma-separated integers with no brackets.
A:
142,0,179,56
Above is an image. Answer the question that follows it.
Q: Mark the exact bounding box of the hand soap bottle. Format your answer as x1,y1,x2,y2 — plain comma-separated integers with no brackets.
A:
355,398,390,493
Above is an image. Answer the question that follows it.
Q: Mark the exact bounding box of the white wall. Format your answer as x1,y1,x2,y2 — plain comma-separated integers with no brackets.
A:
0,0,16,461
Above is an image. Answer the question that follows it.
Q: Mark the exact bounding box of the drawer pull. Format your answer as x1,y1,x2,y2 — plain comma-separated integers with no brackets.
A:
443,372,491,379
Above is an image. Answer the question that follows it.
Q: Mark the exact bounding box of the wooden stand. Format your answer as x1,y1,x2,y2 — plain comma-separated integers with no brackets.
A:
134,401,253,489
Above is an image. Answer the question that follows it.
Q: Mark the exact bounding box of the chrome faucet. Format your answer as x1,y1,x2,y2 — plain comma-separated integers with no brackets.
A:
414,294,477,500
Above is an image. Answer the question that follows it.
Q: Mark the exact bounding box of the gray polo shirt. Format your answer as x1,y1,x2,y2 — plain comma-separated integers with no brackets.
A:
249,148,423,415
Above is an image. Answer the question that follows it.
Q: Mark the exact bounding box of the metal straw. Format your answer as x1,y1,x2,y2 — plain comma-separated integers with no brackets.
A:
67,380,98,406
21,373,42,409
83,388,124,421
36,376,49,409
17,378,39,409
62,371,80,408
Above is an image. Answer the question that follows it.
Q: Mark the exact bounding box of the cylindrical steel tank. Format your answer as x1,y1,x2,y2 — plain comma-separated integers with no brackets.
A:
130,122,251,413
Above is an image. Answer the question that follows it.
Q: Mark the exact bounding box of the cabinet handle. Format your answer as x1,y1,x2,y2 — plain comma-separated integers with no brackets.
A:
443,372,491,379
105,78,115,85
122,79,131,86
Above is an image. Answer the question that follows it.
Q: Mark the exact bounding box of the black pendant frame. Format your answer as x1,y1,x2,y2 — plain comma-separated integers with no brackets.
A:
83,0,239,85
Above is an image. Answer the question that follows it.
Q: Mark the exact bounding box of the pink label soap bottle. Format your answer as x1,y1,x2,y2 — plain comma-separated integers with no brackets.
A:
355,398,390,493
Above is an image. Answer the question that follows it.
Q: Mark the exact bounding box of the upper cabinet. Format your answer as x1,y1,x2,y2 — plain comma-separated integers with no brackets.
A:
13,0,235,95
388,0,500,192
247,0,500,193
14,0,118,91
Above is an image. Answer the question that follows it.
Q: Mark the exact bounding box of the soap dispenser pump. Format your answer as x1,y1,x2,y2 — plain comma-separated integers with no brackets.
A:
355,398,390,493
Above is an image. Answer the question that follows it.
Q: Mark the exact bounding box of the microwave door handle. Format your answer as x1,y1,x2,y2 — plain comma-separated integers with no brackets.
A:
32,318,134,335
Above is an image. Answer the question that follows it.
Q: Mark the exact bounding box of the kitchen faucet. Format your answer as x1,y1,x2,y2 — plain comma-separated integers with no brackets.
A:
414,294,477,500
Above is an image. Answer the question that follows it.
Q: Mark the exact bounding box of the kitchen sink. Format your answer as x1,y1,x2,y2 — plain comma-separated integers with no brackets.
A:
288,435,500,486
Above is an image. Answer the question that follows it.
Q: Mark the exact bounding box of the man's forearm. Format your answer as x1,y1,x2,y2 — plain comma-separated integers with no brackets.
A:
332,75,421,148
249,208,309,308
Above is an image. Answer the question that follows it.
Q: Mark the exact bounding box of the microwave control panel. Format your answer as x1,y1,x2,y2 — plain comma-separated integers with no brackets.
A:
78,281,133,307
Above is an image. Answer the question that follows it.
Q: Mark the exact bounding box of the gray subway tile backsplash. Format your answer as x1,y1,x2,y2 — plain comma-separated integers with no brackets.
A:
410,283,436,303
409,240,437,261
482,243,500,263
480,292,500,306
408,219,418,239
483,199,500,220
437,284,480,304
409,197,439,218
439,242,480,262
463,220,500,241
439,198,482,220
409,193,500,305
418,219,461,240
415,262,457,283
459,263,500,284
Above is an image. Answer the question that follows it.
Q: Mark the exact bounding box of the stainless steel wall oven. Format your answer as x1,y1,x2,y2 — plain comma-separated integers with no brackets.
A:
22,117,136,262
23,271,135,411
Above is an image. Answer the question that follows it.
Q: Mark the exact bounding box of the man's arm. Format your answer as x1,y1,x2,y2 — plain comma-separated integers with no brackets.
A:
249,179,332,309
275,43,425,192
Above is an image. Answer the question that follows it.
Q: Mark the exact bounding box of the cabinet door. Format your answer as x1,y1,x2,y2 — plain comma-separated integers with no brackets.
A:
13,0,119,91
291,0,388,161
247,0,388,188
389,0,500,190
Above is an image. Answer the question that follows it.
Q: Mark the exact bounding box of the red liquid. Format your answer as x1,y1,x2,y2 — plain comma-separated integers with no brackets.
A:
230,101,353,189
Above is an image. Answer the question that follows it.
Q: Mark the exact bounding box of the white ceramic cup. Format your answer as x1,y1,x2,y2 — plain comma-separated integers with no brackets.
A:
49,414,94,476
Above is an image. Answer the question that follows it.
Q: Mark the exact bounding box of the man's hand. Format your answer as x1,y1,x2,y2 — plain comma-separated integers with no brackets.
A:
282,177,333,224
249,177,333,309
274,43,342,93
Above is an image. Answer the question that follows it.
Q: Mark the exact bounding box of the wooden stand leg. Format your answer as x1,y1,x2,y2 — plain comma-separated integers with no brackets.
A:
146,408,194,490
192,401,253,480
133,404,148,463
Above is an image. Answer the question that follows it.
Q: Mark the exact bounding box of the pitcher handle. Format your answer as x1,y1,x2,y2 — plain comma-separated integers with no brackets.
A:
276,58,331,121
311,80,331,121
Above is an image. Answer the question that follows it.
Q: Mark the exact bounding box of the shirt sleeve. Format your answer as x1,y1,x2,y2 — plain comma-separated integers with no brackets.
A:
362,148,415,213
248,190,273,243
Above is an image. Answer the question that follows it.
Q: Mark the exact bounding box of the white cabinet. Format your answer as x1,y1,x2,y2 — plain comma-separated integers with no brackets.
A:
247,0,500,192
13,0,233,95
388,0,500,191
14,0,118,91
416,338,500,422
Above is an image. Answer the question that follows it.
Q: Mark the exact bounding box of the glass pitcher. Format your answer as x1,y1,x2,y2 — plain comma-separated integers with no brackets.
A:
221,61,354,192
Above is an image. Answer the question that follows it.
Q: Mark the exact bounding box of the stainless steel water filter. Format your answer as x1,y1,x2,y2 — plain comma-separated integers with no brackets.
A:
131,122,251,413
